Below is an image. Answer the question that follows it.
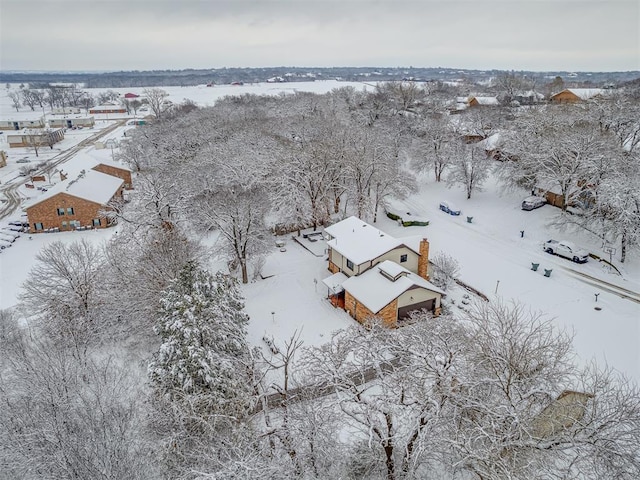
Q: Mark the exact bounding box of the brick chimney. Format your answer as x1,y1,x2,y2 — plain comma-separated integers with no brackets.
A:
418,238,430,280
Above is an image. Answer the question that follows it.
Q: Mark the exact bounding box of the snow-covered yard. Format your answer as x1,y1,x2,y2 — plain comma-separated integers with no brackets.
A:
1,82,638,386
243,176,639,386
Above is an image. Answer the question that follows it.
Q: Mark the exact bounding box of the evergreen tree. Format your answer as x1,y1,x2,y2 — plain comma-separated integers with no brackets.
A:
149,261,252,415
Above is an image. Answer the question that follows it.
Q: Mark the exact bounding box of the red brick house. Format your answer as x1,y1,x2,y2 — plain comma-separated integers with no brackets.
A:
91,160,133,190
322,216,443,327
25,170,124,233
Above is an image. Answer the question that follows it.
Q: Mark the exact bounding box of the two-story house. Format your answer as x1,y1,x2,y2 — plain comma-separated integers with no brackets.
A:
322,216,444,327
24,169,124,233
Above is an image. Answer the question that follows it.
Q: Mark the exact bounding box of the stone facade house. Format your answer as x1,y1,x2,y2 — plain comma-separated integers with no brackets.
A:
25,169,124,233
322,216,443,327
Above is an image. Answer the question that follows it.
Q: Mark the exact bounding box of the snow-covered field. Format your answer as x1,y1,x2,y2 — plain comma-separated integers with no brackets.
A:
1,82,638,385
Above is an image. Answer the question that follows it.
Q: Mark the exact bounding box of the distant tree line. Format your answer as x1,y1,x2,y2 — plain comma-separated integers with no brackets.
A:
2,66,637,88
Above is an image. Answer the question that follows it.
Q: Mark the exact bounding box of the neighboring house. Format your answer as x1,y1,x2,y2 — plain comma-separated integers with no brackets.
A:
124,93,140,99
48,115,95,129
514,90,545,105
51,107,82,115
549,88,606,103
468,96,500,107
0,118,45,130
24,169,124,233
535,184,565,208
89,105,127,114
531,390,594,438
6,128,65,148
91,159,133,190
322,216,443,327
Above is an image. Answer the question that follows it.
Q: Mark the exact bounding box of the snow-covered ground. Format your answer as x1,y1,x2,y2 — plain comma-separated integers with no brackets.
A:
1,82,638,385
240,176,640,384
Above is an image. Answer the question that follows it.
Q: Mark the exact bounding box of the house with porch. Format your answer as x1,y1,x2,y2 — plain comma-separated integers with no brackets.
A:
322,216,444,327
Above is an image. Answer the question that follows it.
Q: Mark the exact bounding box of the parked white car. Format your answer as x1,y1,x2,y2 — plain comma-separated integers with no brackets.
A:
521,196,546,211
543,239,589,263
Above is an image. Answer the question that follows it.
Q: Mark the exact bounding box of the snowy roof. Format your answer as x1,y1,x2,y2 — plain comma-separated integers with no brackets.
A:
516,90,545,99
24,169,124,209
397,235,423,255
90,104,125,110
7,128,62,137
322,272,349,295
48,114,94,120
325,216,413,265
60,153,132,178
476,132,502,150
342,260,444,313
553,89,605,100
469,96,499,105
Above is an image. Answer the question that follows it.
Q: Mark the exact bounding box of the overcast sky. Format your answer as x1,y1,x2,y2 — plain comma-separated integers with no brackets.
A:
1,0,638,72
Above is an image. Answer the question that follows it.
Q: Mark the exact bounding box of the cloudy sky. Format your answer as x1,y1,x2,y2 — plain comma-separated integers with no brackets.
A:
1,0,638,72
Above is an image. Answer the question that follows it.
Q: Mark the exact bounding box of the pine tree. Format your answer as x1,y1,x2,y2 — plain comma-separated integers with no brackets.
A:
149,261,252,414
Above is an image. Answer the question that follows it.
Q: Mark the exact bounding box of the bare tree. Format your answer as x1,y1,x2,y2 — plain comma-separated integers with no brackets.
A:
194,182,271,284
19,239,107,358
448,143,492,199
429,252,460,290
0,331,155,480
20,89,39,111
445,300,640,480
143,87,170,119
411,115,456,182
129,98,142,115
8,91,21,111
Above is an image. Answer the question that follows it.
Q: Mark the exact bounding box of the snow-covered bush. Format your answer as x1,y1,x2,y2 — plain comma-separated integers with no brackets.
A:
429,252,460,291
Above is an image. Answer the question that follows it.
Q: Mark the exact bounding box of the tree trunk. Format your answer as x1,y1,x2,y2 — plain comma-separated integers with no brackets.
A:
240,258,248,284
621,231,627,263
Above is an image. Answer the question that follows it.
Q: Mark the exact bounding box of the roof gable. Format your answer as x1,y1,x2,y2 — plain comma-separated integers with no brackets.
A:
342,260,444,313
24,169,124,209
326,216,405,265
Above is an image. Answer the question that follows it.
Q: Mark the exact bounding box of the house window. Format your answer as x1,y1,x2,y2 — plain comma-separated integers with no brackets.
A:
70,220,81,228
346,259,354,271
34,222,43,231
92,218,101,227
67,207,75,215
61,221,67,229
400,254,408,263
57,208,65,216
